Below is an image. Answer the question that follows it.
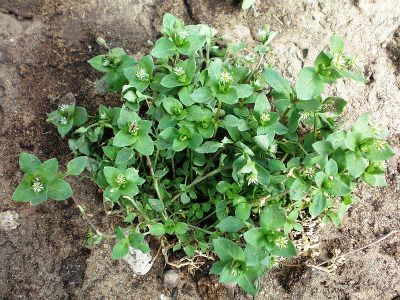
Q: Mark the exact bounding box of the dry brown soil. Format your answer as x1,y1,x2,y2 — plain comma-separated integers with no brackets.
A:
0,0,399,299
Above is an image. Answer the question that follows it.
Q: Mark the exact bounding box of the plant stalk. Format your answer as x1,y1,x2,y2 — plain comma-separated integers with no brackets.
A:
245,53,265,84
171,166,232,202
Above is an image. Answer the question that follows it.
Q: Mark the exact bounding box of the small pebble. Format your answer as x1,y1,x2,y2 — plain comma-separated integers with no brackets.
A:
0,211,19,231
163,269,180,289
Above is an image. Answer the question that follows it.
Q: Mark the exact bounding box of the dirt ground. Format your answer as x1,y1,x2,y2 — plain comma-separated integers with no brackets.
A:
0,0,399,299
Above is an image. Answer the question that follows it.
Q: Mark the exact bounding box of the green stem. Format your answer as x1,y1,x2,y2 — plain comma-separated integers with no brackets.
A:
280,152,289,162
245,53,265,84
124,196,151,222
174,53,180,66
214,100,222,137
171,156,176,179
313,113,318,142
187,224,213,235
145,155,168,220
71,195,115,238
296,143,308,155
190,149,194,183
206,40,211,68
194,210,216,226
171,166,232,202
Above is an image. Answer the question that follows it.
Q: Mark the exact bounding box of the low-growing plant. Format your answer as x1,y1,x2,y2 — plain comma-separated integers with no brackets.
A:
13,14,394,296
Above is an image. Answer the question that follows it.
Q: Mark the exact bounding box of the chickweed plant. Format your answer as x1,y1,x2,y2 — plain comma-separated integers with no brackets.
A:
13,14,394,296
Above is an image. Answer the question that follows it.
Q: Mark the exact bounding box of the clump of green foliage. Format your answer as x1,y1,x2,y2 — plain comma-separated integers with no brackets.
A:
13,14,394,296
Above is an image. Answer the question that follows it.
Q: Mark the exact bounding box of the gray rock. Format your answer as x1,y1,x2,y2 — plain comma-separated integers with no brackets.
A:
122,245,153,275
163,269,180,289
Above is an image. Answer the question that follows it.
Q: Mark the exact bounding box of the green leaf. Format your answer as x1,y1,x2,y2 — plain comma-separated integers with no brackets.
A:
160,74,184,88
133,134,154,156
216,216,245,232
149,198,165,212
312,141,334,155
188,133,203,149
289,178,307,201
312,192,327,215
243,228,265,248
66,156,87,175
13,179,44,203
244,244,268,266
73,106,88,126
47,179,72,200
186,105,204,121
253,93,271,120
361,172,387,187
271,239,297,258
115,148,134,164
325,158,338,176
337,68,367,83
195,141,221,154
175,222,189,235
217,88,238,105
237,273,258,296
213,238,244,261
260,205,286,230
36,158,58,183
190,87,213,103
235,202,251,221
113,130,136,147
19,152,41,174
184,245,195,257
345,152,368,178
295,67,325,100
112,242,129,259
103,166,121,187
322,97,347,115
325,179,351,196
209,261,228,275
262,68,291,98
329,34,344,53
149,223,165,236
151,37,176,58
234,84,254,98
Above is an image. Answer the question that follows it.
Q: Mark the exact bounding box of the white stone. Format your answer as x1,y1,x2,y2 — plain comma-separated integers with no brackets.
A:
122,245,153,275
0,211,19,230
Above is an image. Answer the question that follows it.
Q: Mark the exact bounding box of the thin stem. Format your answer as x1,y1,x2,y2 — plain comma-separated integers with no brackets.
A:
206,40,211,68
145,155,168,220
279,106,291,123
171,166,232,202
258,190,289,204
123,196,151,222
280,152,289,162
171,156,176,179
313,113,318,142
245,53,265,84
70,195,115,238
187,224,213,235
214,100,222,137
174,53,180,66
190,149,194,183
194,210,216,226
296,143,309,155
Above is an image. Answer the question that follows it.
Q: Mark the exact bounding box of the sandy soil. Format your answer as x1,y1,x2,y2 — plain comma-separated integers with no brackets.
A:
0,0,399,299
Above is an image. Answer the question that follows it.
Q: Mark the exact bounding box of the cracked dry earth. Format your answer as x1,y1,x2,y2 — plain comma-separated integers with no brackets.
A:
0,0,399,299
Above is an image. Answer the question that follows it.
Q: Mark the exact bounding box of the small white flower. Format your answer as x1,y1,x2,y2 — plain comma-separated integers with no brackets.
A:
31,178,44,194
248,173,259,185
275,236,289,249
303,167,315,179
269,143,277,154
374,140,387,151
350,54,363,68
219,70,233,83
253,80,262,88
372,124,383,138
128,120,140,134
115,174,126,185
244,54,254,63
60,104,69,112
257,29,267,38
231,268,242,277
59,116,68,125
100,112,107,119
174,66,185,76
261,112,271,122
377,161,388,169
331,52,346,69
300,111,312,120
178,28,189,40
135,68,149,81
